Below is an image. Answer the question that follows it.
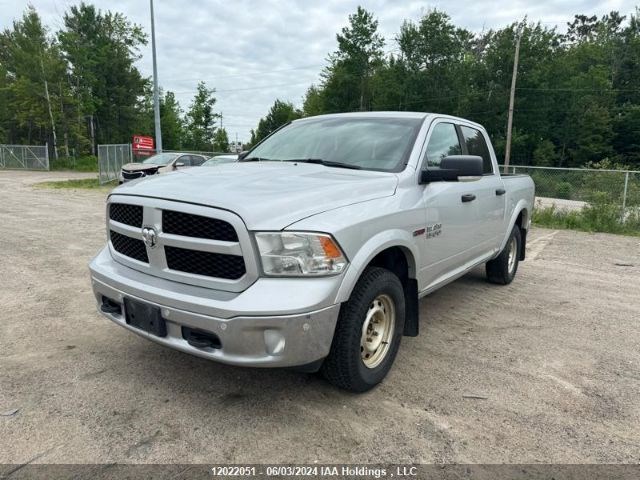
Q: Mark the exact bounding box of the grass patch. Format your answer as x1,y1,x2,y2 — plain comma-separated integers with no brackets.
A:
36,178,115,190
50,156,98,172
533,201,640,236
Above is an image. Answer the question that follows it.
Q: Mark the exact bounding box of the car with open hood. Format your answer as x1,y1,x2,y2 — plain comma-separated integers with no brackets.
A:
119,152,208,183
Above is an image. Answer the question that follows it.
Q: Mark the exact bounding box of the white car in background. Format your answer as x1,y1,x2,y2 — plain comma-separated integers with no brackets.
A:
202,154,238,166
119,152,208,183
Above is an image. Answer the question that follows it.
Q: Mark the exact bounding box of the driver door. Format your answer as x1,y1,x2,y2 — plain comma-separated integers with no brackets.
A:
418,121,484,290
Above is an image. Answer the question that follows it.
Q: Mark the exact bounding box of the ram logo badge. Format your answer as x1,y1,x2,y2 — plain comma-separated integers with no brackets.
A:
141,226,158,248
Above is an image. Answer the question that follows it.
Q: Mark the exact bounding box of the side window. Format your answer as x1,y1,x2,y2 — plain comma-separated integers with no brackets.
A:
425,123,462,168
177,155,190,166
460,126,493,174
190,155,205,166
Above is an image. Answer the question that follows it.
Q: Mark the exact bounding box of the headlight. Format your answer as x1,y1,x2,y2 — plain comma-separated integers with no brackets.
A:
254,232,348,276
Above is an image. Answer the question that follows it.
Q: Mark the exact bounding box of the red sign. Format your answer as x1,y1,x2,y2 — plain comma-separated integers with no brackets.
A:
132,135,154,151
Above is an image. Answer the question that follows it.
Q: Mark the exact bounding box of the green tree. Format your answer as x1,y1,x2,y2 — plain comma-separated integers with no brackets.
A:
133,82,154,137
0,7,67,150
0,63,9,142
533,139,560,166
472,21,561,161
184,81,219,151
4,4,640,168
302,85,324,116
612,105,640,168
58,3,148,149
130,87,184,150
160,91,183,150
568,104,614,164
213,127,229,152
320,7,384,113
614,8,640,106
250,99,301,145
389,11,475,115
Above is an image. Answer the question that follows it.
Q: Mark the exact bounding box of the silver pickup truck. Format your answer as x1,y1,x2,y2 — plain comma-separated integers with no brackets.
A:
90,112,534,392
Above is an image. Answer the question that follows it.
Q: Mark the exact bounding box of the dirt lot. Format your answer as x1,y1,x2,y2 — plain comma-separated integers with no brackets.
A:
1,170,639,465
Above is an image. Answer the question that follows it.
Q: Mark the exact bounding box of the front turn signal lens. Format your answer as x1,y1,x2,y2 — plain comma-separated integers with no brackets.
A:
319,235,342,259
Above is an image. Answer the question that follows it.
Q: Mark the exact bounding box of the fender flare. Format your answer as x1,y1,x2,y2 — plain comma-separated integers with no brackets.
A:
334,229,419,304
498,202,530,254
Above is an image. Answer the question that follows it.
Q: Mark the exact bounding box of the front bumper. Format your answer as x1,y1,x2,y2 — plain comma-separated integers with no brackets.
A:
120,169,158,183
89,247,342,368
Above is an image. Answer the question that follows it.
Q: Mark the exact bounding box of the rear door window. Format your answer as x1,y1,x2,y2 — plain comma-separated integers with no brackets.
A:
425,123,462,168
460,126,493,174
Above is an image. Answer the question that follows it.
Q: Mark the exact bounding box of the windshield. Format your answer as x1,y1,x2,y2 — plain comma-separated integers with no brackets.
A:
142,153,179,165
246,117,423,172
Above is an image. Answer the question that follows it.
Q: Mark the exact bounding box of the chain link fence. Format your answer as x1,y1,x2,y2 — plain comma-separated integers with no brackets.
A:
0,144,49,170
503,165,640,222
98,144,132,184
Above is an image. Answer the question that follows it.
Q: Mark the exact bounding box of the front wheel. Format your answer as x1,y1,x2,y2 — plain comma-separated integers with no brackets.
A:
486,226,521,285
321,267,405,392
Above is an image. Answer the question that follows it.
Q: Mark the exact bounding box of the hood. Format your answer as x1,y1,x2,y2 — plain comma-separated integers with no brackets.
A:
122,163,161,172
112,162,398,230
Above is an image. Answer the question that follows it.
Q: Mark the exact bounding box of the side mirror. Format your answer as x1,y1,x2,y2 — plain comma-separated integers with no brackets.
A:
238,150,250,160
420,155,483,184
175,162,185,168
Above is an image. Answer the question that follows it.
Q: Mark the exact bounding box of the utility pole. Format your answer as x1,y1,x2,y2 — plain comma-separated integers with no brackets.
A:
89,115,95,155
59,80,70,157
150,0,162,153
41,56,58,160
504,28,522,173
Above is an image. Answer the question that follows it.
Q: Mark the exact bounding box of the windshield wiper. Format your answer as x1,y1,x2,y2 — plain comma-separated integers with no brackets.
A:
240,156,271,162
285,158,362,170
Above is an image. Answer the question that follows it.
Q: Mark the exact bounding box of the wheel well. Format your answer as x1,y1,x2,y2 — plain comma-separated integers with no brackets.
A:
515,209,528,261
516,209,526,229
368,247,411,284
366,247,419,337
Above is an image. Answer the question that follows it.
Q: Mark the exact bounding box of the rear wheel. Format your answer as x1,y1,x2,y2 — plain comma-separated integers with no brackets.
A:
486,226,521,285
321,267,405,392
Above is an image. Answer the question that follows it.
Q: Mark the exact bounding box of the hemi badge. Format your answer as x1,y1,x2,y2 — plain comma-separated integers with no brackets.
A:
413,228,426,237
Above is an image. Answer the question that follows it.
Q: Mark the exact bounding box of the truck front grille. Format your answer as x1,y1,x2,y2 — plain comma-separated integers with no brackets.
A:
162,210,238,241
165,246,246,279
109,203,143,227
110,230,148,263
107,197,256,292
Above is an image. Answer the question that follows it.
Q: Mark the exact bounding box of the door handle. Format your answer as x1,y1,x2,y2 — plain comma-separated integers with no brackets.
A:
496,188,506,196
461,194,476,203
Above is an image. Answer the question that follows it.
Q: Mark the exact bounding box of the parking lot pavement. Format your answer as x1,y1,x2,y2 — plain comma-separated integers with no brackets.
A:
1,170,639,464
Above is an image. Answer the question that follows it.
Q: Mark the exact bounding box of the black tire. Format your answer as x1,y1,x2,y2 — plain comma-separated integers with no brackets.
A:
321,267,405,392
486,226,521,285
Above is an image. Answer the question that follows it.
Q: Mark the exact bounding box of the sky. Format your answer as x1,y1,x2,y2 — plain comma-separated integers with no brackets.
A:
1,0,638,142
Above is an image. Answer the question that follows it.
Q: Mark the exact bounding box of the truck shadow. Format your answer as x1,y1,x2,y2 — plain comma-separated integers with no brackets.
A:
110,265,492,405
78,264,522,462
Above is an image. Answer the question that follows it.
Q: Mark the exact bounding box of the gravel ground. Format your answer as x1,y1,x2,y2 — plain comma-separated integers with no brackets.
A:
535,197,587,212
1,170,639,465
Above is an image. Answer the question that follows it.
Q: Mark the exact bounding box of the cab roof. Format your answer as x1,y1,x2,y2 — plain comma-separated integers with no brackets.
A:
293,111,485,130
